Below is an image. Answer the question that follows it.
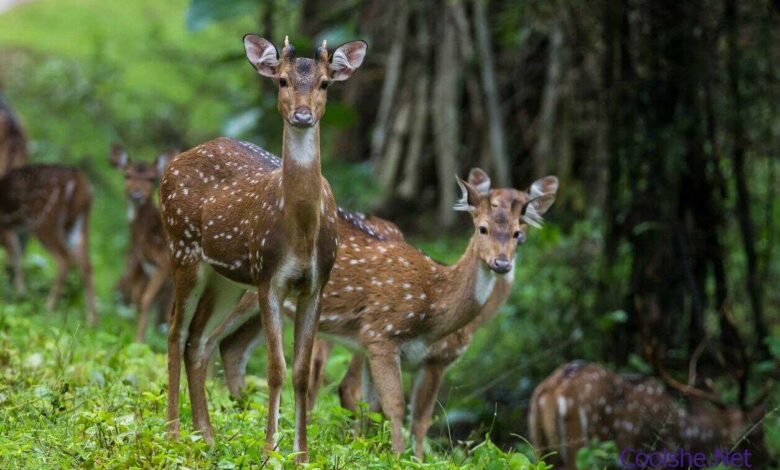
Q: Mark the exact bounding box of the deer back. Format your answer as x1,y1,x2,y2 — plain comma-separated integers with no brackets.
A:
0,165,91,234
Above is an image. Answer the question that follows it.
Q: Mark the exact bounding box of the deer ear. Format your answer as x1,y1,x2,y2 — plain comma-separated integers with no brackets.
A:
329,40,367,81
244,35,279,78
468,168,491,195
454,175,482,212
528,175,559,198
109,144,128,169
518,193,556,228
154,152,171,177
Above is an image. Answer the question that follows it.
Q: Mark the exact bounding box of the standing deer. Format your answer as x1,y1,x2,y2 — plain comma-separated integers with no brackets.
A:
218,168,558,456
529,358,769,469
110,145,173,342
0,93,28,177
0,94,29,283
0,165,96,325
159,35,367,461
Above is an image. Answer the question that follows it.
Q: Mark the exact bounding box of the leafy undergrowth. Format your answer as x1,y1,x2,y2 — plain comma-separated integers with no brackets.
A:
0,298,550,469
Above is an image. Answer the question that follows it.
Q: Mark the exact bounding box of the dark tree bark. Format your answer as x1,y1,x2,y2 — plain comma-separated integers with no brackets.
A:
725,0,769,356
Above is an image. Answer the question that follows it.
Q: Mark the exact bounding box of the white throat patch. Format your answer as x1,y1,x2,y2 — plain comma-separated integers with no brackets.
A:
285,127,317,165
475,263,498,306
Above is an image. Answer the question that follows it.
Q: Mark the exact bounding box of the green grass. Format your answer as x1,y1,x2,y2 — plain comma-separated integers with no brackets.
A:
0,278,550,469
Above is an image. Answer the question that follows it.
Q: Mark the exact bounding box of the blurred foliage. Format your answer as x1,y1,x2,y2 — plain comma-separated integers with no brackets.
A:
575,440,620,470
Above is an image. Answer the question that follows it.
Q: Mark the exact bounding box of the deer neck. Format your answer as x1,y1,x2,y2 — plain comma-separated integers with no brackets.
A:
430,239,507,338
281,123,322,247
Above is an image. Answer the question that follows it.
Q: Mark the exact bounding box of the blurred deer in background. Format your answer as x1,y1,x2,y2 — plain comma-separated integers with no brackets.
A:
159,35,366,462
529,302,770,470
0,93,28,177
0,94,29,291
0,165,96,325
219,168,558,456
110,144,173,342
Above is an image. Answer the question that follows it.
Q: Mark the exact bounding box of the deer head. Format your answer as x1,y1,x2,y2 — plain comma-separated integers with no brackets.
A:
243,35,367,128
454,169,557,274
110,144,171,206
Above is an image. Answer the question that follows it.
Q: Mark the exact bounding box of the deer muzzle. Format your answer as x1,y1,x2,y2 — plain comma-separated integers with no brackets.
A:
489,256,513,274
291,106,314,127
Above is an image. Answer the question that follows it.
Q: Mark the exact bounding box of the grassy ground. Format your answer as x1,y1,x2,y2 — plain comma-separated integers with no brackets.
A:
0,264,549,469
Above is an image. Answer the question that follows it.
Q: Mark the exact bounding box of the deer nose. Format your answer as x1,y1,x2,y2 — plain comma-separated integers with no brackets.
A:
490,257,513,274
292,106,314,127
130,189,145,201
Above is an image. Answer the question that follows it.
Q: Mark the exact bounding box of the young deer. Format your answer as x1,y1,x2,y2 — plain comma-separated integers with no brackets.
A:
304,169,558,458
0,93,28,177
110,145,173,342
0,165,96,325
529,359,769,469
218,168,558,455
159,35,366,461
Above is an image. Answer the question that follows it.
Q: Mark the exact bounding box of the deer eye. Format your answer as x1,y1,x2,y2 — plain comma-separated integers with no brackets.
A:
279,78,288,88
320,80,329,90
513,231,521,239
479,226,488,235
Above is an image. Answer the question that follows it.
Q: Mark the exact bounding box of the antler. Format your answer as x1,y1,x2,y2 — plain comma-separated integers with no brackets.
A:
649,342,728,408
638,297,728,408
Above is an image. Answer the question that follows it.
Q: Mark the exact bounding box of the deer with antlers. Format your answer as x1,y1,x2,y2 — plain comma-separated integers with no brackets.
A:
110,145,173,342
159,35,366,461
529,301,770,470
218,168,558,456
0,165,96,325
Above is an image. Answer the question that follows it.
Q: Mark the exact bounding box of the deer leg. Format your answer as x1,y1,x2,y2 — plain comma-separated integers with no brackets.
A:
69,213,96,326
291,288,322,462
220,314,263,398
183,309,216,444
338,353,365,413
135,268,168,342
155,282,173,328
367,345,405,455
410,363,446,459
306,338,332,412
1,230,25,296
167,264,201,439
258,287,286,453
37,232,70,312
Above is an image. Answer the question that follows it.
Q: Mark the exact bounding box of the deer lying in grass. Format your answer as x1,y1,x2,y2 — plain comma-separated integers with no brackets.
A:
219,168,558,455
0,165,96,325
529,355,769,469
110,145,173,342
159,35,366,462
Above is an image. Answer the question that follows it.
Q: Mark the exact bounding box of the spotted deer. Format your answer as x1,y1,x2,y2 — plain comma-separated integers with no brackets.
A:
0,93,28,177
159,35,367,461
529,357,769,470
110,145,173,342
0,165,96,325
218,168,558,455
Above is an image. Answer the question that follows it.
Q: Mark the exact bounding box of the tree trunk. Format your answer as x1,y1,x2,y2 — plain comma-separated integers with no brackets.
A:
725,0,769,355
533,22,564,178
432,7,460,227
473,0,510,186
